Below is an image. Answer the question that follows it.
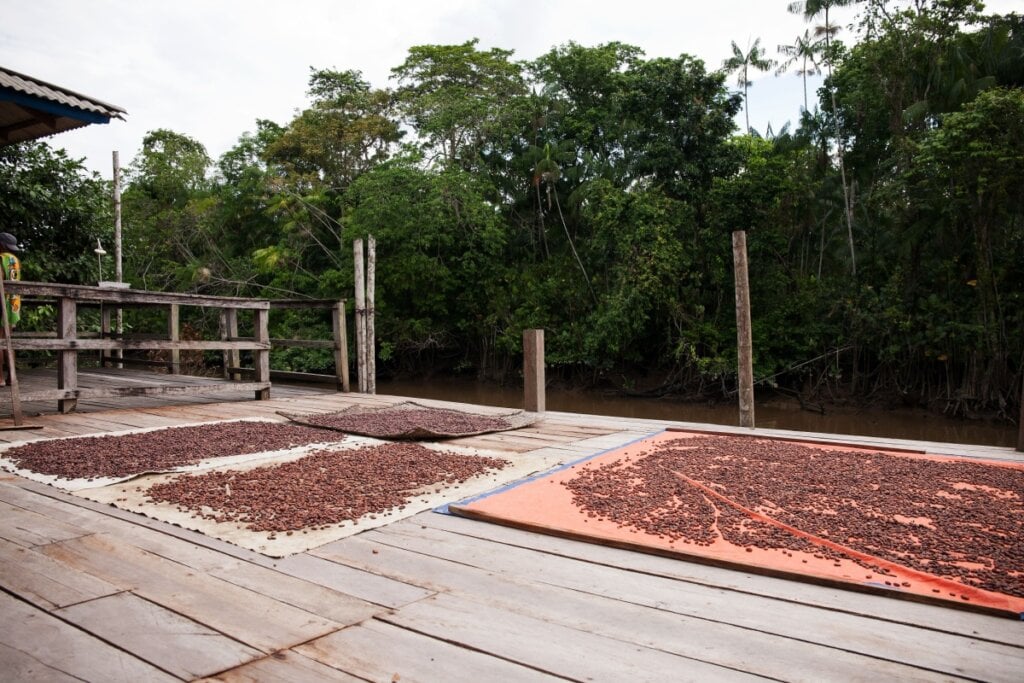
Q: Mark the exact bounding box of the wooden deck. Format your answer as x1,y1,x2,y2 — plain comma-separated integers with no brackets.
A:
1,372,1022,682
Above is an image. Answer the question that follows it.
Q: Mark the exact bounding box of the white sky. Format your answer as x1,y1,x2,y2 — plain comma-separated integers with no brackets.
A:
2,0,1018,178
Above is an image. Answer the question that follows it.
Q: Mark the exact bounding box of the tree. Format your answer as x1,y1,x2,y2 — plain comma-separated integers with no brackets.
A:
789,0,859,275
392,39,528,169
777,29,822,111
722,38,776,133
0,141,112,285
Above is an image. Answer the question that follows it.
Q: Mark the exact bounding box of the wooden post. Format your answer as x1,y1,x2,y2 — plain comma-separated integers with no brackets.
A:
353,238,366,393
253,307,270,400
367,235,376,395
112,151,124,369
168,303,180,375
219,308,240,380
0,277,23,425
1018,375,1023,452
523,329,545,413
100,305,111,367
57,296,78,414
732,230,755,429
332,299,350,392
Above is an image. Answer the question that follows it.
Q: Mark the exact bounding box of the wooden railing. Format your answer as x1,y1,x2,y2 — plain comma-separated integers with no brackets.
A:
222,299,350,392
5,282,272,413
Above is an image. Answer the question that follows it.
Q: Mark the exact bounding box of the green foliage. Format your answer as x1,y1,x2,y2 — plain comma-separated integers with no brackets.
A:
0,142,113,285
6,6,1022,418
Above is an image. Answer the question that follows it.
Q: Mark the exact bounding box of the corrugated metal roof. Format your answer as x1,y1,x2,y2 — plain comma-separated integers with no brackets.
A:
0,65,127,145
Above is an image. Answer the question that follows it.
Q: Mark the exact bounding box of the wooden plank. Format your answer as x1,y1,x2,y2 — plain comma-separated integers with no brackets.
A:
422,501,1024,649
207,559,384,626
524,328,545,412
0,500,92,547
374,520,1023,679
201,649,364,683
381,592,767,682
167,302,180,374
297,619,561,683
268,338,334,349
40,533,341,653
57,296,77,414
56,591,261,679
253,307,270,400
7,281,271,309
332,299,349,392
0,537,121,609
0,642,80,682
0,591,177,682
270,552,434,609
316,535,963,682
10,338,270,351
13,381,271,402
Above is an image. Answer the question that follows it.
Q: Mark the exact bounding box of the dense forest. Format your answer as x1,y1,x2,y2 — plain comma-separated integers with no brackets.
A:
1,0,1022,421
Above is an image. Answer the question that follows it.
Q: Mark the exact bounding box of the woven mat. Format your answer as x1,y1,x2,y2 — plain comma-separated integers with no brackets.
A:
278,401,538,440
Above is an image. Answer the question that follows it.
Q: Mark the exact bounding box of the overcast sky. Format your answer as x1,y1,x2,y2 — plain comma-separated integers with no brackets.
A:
3,0,1018,178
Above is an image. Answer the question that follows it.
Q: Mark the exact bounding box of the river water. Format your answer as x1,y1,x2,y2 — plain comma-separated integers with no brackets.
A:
376,377,1017,448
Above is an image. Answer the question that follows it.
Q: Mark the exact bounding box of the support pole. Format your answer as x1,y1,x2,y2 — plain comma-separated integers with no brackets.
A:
1018,376,1023,452
168,303,180,375
253,307,270,400
523,329,545,413
353,238,366,393
57,296,78,414
332,299,350,392
112,151,123,368
367,235,376,395
732,230,755,429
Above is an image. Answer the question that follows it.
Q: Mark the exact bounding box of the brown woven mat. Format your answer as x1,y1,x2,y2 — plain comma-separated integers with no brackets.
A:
277,401,539,440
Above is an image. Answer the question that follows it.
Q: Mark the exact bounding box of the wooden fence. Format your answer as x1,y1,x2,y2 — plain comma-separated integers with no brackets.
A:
3,282,350,414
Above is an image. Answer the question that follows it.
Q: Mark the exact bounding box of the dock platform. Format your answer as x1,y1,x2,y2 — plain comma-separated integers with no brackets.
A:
1,370,1021,682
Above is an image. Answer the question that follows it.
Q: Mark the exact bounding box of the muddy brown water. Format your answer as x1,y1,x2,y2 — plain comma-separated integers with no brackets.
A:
376,377,1017,448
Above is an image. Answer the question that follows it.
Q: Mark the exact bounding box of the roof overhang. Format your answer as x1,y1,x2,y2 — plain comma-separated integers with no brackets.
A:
0,66,127,145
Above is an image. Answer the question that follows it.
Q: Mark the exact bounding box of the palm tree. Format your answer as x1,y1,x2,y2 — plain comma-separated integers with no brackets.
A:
723,38,777,133
777,29,822,112
788,0,858,275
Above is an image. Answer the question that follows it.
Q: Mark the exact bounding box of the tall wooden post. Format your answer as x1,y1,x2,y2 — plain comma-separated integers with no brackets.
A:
112,151,124,368
57,296,78,414
253,307,270,400
732,231,755,429
353,238,367,393
332,299,350,392
219,308,240,380
168,303,180,375
367,235,376,394
524,329,545,413
1017,376,1023,452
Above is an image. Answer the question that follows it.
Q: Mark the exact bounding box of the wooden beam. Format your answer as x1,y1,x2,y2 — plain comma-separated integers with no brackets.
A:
732,231,755,429
332,299,350,393
5,282,270,309
367,235,376,395
8,382,271,402
354,239,366,393
523,329,545,413
6,339,269,351
57,297,77,414
253,308,270,400
168,303,180,375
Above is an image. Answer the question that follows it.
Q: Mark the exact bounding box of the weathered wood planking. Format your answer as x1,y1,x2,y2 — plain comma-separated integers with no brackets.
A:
367,518,1022,681
55,592,262,679
0,537,121,610
295,619,563,683
314,535,957,682
201,650,365,683
380,592,769,682
40,533,342,653
420,509,1024,649
0,591,177,682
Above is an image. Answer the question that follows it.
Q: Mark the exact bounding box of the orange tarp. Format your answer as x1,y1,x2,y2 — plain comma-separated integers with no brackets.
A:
450,430,1024,618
